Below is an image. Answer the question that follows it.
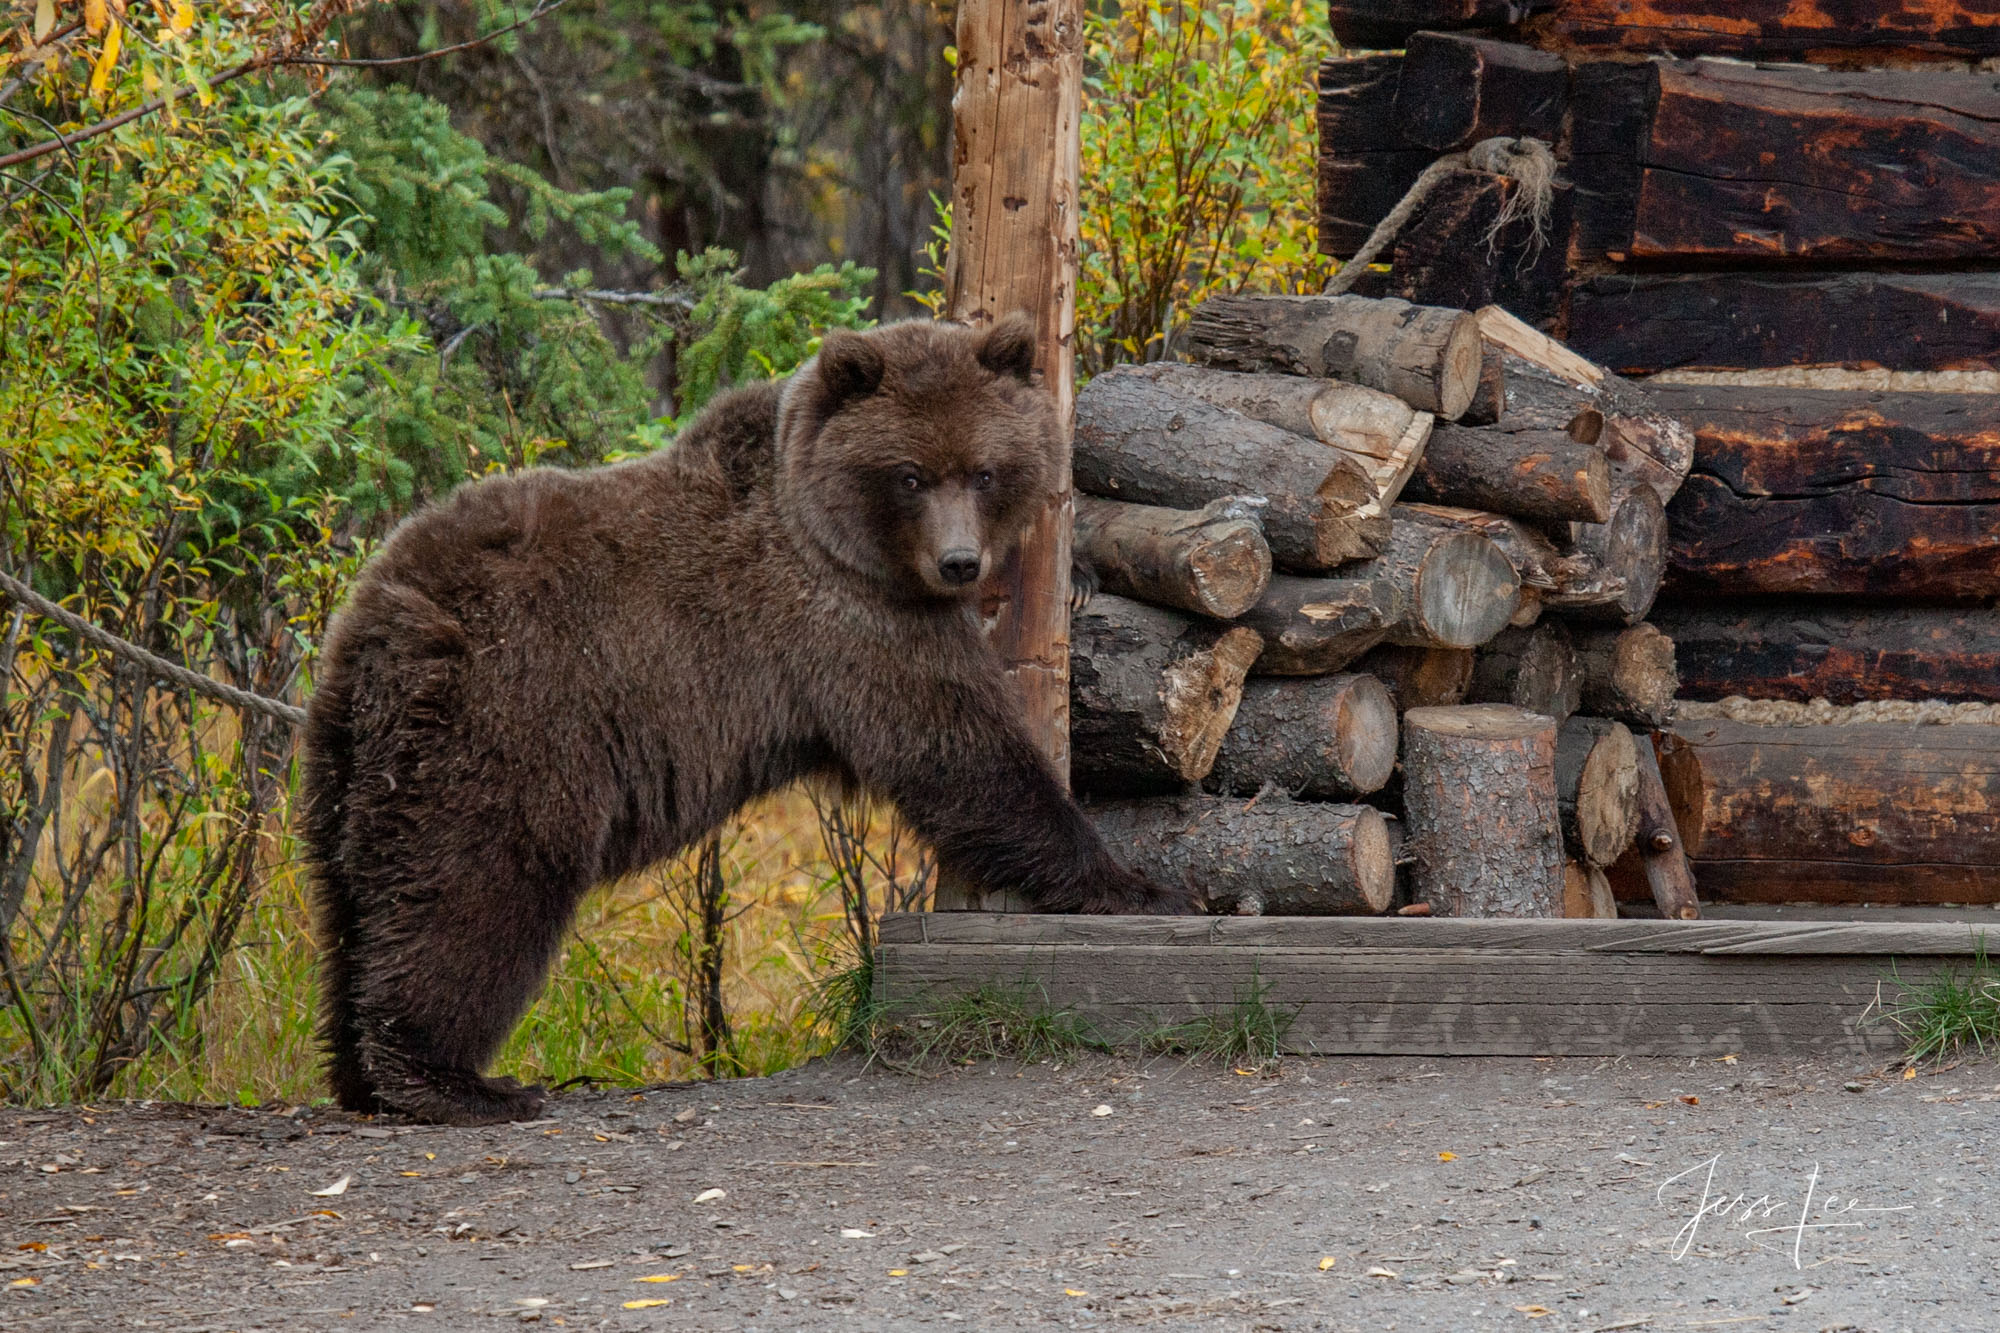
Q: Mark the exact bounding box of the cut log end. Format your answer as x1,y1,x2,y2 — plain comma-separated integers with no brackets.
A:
1407,531,1521,649
1557,716,1642,868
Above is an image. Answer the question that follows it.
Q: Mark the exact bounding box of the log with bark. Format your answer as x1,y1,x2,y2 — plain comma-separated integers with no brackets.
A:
1655,717,2000,905
1571,623,1678,729
1561,481,1669,626
1206,673,1400,800
1239,573,1405,677
1652,602,2000,705
1091,795,1397,916
1395,503,1631,613
1371,506,1524,649
1402,420,1613,524
1352,644,1476,709
1389,169,1572,330
1563,860,1617,919
1073,367,1386,570
1646,385,2000,599
1068,595,1263,796
1464,345,1506,426
1184,293,1483,419
1604,738,1702,919
1394,29,1567,151
1073,495,1273,620
1327,1,1552,49
1402,704,1567,917
1469,622,1581,725
1115,362,1433,519
1526,0,2000,61
1554,716,1641,868
1567,271,2000,375
1572,59,2000,262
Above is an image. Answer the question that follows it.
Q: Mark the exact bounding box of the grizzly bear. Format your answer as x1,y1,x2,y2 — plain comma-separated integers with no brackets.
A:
302,316,1195,1125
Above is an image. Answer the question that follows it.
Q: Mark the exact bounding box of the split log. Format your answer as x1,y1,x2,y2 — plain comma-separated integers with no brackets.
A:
1068,595,1263,796
1563,860,1617,919
1239,574,1404,676
1090,795,1396,916
1328,1,1552,49
1554,716,1641,868
1477,306,1695,506
1073,495,1272,620
1402,421,1613,524
1394,30,1566,151
1651,603,2000,706
1402,704,1566,917
1184,293,1482,420
1571,623,1678,729
1469,622,1581,725
1073,367,1386,570
1390,170,1571,330
1207,673,1399,800
1352,644,1476,709
1567,271,2000,375
1604,739,1701,919
1647,386,2000,599
1571,59,2000,262
1115,362,1432,517
1527,0,2000,61
1656,717,2000,905
1561,481,1669,626
1372,506,1523,649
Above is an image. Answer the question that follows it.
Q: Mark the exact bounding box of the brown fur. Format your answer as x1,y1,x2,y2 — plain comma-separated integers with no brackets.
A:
302,317,1195,1126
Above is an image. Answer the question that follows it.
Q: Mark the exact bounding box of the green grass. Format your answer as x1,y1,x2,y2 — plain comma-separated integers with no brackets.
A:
861,982,1110,1069
1140,973,1297,1070
1876,938,2000,1066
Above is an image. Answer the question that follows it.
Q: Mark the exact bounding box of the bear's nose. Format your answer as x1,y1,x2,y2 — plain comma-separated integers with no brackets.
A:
938,550,981,586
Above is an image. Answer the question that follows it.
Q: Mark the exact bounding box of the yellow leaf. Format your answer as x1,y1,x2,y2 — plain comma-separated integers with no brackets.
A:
1904,1066,1918,1080
85,0,107,33
634,1274,680,1283
1513,1305,1552,1317
7,1277,37,1288
33,0,55,43
1063,1288,1087,1297
888,1269,908,1277
170,0,193,34
1317,1256,1336,1271
88,19,121,96
1437,1151,1457,1161
621,1299,671,1309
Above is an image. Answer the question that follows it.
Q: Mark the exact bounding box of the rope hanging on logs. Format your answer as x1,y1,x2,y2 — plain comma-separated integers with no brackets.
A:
1323,135,1559,296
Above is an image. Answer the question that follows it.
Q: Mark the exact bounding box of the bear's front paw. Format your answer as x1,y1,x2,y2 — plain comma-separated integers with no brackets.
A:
1081,872,1206,916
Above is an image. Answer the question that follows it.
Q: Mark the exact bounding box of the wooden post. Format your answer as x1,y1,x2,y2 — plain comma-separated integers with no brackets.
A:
937,0,1083,910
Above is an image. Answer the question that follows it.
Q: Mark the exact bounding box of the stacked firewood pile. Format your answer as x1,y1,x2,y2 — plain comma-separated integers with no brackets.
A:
1310,2,2000,908
1069,291,1700,919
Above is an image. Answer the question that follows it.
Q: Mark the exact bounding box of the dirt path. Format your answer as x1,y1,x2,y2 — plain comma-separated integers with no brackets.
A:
2,1051,1994,1331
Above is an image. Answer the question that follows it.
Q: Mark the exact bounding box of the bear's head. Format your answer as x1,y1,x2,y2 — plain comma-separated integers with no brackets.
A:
775,315,1059,601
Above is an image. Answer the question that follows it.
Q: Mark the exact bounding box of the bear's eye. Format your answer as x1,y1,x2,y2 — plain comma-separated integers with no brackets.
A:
900,471,923,492
974,469,994,490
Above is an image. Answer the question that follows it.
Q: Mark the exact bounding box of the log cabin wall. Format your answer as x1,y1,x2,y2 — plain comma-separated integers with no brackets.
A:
1320,3,2000,905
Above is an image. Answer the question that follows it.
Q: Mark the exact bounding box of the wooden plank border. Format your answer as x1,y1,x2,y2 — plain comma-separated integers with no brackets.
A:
874,913,1989,1057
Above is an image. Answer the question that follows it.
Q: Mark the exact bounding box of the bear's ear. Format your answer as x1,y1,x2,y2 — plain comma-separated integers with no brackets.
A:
817,330,886,405
976,313,1037,383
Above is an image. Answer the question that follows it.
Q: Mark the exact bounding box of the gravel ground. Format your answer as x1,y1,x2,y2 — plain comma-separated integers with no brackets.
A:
3,1051,1996,1331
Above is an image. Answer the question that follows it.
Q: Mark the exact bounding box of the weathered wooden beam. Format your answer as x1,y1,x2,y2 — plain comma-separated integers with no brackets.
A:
1206,673,1400,800
1073,496,1272,620
1327,2,1552,50
1403,704,1566,917
1527,0,2000,62
1652,602,2000,706
1389,170,1572,330
1073,368,1386,570
1317,55,1435,258
1184,294,1482,419
1572,59,2000,262
1567,271,2000,375
1068,595,1261,796
1667,717,2000,905
1394,30,1567,151
1649,385,2000,599
1089,795,1396,916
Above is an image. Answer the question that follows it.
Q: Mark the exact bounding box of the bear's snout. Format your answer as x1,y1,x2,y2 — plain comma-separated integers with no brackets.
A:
937,549,982,586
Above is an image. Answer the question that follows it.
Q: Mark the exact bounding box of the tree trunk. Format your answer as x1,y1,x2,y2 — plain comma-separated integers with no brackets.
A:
1563,860,1617,919
1068,595,1263,796
1657,716,2000,905
1073,495,1273,620
1554,716,1641,868
1402,704,1566,917
1090,795,1396,916
1239,573,1404,677
1184,293,1483,419
1403,422,1613,525
1572,59,2000,263
1653,602,2000,706
1605,738,1701,919
1571,623,1678,729
1560,481,1668,626
1353,644,1476,710
1206,673,1400,800
1649,385,2000,599
1116,362,1433,519
1568,271,2000,375
1073,367,1387,570
1375,506,1524,649
1469,622,1582,725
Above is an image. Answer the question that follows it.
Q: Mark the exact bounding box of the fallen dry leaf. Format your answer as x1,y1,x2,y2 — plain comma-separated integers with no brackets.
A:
888,1269,908,1277
1365,1266,1398,1278
1678,1096,1699,1106
692,1188,726,1204
634,1274,681,1284
311,1175,351,1197
8,1277,39,1289
1513,1304,1552,1317
1317,1256,1337,1271
623,1299,672,1309
1438,1151,1457,1161
1064,1288,1087,1297
1090,1104,1113,1118
839,1229,874,1239
1905,1067,1918,1080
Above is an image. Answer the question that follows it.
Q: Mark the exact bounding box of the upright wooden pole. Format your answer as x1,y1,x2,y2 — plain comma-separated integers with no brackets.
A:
935,0,1083,911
